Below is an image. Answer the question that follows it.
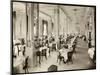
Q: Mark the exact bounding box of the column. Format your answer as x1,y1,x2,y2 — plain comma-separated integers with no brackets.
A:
26,3,39,67
54,5,60,41
13,11,16,40
35,4,39,37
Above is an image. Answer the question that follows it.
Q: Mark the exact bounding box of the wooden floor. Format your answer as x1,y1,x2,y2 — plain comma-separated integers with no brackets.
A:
25,38,96,73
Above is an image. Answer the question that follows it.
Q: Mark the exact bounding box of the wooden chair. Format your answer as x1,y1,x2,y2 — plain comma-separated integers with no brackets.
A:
23,56,29,73
52,43,56,51
67,51,74,64
22,46,26,56
72,44,76,53
41,49,47,60
57,52,64,64
36,51,41,65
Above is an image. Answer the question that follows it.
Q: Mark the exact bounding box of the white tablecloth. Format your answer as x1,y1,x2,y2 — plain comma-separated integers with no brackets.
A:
59,49,71,61
39,46,49,57
88,47,95,59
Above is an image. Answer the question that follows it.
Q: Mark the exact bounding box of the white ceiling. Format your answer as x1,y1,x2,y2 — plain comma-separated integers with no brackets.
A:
39,4,91,25
13,2,93,26
13,2,26,13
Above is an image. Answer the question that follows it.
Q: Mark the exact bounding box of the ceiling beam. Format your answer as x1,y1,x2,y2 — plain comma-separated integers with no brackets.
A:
59,6,72,21
39,10,52,19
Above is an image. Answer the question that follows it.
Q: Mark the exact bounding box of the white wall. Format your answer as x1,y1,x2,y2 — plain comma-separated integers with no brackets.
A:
14,12,26,39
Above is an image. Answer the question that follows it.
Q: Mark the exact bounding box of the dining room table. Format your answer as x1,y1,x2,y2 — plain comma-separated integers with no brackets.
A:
39,46,49,57
59,48,72,62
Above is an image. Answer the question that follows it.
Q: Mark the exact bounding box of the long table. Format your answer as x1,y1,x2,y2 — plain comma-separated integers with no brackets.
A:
39,46,49,57
59,48,72,61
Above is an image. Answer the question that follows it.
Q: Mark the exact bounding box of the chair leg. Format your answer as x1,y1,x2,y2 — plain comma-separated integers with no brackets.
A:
26,68,28,73
45,55,47,60
39,56,41,65
25,69,26,74
41,56,43,61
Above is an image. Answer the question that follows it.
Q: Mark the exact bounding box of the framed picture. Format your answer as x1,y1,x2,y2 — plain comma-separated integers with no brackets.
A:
11,0,96,74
